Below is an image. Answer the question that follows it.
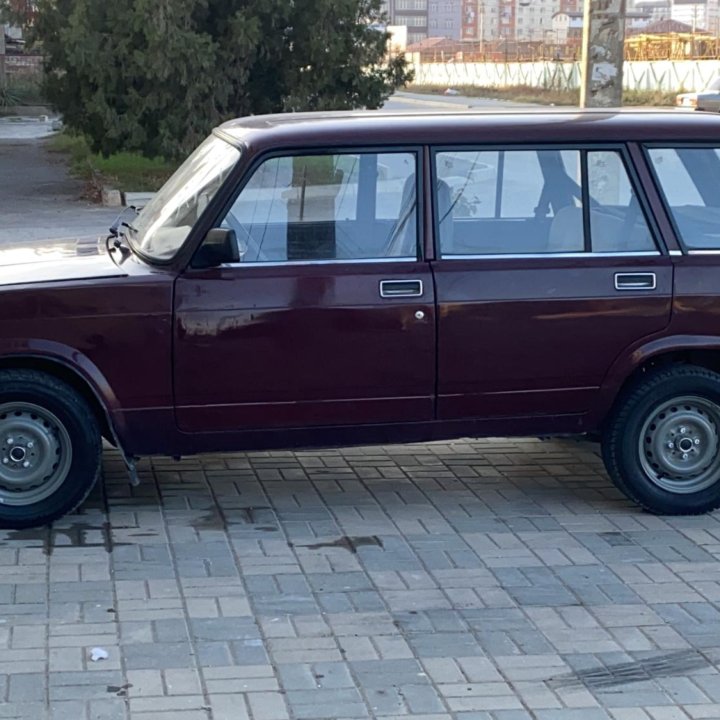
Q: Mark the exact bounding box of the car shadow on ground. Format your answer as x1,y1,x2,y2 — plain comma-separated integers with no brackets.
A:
0,437,622,549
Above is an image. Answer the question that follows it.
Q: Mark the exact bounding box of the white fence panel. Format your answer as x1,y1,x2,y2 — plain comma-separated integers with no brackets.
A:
412,60,720,92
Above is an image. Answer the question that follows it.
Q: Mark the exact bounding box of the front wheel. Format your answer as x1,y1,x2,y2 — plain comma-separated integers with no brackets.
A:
0,370,102,529
603,365,720,515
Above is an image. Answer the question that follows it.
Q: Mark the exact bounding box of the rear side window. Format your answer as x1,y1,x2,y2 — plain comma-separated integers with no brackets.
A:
648,147,720,250
219,151,418,263
434,148,656,257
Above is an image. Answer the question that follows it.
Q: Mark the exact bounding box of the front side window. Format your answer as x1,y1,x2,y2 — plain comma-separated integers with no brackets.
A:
648,147,720,250
218,152,417,263
130,134,240,261
435,147,656,256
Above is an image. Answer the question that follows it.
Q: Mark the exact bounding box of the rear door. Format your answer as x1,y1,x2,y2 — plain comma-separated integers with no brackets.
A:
431,145,673,422
174,148,436,432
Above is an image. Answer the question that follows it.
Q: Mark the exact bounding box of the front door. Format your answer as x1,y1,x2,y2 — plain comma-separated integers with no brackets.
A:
431,145,673,422
174,149,436,432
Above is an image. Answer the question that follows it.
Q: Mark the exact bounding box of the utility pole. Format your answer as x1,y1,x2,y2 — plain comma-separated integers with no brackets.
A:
580,0,627,107
0,23,6,89
478,0,484,53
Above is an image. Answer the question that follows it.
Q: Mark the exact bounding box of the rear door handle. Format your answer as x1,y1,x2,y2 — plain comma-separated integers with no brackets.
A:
614,273,657,291
380,279,424,298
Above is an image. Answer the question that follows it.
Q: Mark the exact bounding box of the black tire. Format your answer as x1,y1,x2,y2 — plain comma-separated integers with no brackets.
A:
603,364,720,515
0,370,102,529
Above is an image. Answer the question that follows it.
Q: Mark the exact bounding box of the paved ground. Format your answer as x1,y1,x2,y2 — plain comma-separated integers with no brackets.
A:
1,439,720,720
0,120,119,246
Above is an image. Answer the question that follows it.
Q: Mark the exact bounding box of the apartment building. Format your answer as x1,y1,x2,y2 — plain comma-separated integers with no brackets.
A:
631,0,720,33
381,0,430,43
389,0,585,44
429,1,463,38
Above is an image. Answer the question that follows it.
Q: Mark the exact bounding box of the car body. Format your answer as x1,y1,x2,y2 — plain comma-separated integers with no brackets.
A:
676,76,720,112
4,108,720,527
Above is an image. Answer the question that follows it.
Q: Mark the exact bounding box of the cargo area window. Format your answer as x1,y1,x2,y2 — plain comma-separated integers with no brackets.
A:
647,147,720,251
218,151,418,263
434,147,656,257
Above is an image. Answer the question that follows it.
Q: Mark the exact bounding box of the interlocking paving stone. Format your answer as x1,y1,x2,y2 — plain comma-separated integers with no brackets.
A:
2,439,720,718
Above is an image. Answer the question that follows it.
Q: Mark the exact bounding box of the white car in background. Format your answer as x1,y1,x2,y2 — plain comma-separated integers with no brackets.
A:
676,76,720,112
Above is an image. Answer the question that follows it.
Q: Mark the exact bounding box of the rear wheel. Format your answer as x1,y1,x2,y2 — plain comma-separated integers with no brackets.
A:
0,370,102,529
603,365,720,515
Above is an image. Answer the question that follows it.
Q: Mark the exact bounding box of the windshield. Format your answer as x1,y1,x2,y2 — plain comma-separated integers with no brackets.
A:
128,134,241,261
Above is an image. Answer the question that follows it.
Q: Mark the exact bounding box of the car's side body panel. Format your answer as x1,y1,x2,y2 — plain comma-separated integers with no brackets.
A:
433,255,674,421
173,262,437,433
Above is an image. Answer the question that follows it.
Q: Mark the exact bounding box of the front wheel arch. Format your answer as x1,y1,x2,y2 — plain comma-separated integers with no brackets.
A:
0,355,116,444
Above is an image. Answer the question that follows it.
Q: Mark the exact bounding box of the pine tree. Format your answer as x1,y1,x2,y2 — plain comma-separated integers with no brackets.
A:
31,0,411,158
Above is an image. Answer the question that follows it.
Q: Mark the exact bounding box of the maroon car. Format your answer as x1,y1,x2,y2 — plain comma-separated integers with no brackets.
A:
3,108,720,528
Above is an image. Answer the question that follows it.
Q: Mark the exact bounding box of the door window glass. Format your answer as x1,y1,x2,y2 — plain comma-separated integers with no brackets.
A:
435,149,583,255
219,152,417,263
648,147,720,250
587,151,656,253
435,148,657,256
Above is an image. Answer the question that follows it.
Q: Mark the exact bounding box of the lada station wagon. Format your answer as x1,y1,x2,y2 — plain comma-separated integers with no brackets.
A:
3,108,720,528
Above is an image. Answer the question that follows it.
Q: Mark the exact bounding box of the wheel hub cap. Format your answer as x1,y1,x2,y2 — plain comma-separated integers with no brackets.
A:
0,403,72,506
640,396,720,494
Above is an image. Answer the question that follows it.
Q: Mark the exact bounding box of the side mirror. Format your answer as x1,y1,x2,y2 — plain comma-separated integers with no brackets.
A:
192,228,240,269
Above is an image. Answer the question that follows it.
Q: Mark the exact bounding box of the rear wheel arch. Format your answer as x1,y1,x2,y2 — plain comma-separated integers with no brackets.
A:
600,342,720,429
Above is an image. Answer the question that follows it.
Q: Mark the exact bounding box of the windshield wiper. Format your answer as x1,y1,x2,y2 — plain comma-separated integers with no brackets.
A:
109,206,139,238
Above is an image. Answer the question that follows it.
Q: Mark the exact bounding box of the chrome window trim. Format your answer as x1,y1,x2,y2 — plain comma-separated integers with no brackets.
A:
438,251,663,261
220,256,417,269
669,249,683,256
688,250,720,256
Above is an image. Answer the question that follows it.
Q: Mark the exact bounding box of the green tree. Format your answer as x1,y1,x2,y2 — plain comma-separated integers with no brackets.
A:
31,0,411,159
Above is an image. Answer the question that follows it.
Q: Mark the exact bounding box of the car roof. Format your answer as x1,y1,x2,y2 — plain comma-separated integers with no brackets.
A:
217,108,720,152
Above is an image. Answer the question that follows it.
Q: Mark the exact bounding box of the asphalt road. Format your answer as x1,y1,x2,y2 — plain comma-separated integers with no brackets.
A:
384,90,533,111
0,118,122,246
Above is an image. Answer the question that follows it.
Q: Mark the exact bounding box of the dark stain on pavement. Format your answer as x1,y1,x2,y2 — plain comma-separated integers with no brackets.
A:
2,520,125,555
107,683,133,697
292,535,384,554
549,650,711,690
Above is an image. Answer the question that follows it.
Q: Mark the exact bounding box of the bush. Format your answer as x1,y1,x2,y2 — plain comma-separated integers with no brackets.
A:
48,131,177,192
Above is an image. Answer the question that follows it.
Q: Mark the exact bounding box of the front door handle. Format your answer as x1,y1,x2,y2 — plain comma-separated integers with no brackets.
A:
614,273,657,291
380,279,424,298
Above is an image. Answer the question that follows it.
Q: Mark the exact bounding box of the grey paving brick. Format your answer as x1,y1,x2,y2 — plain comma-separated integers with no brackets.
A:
285,688,368,719
8,672,46,702
122,642,195,670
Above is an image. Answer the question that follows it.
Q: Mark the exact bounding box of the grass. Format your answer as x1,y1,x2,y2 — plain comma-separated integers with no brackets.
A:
407,83,677,107
47,131,177,193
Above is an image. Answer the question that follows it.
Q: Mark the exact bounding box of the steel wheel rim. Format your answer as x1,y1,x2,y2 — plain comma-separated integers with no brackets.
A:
0,402,72,506
639,395,720,494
